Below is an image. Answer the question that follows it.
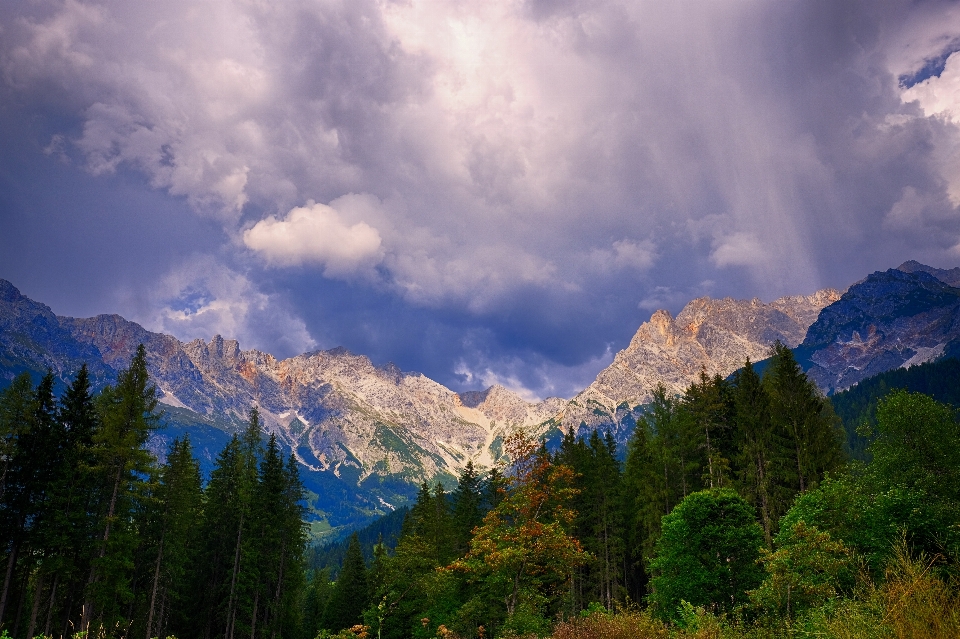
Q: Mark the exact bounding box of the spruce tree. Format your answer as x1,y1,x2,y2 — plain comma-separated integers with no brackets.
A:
195,407,262,639
764,343,845,496
82,344,161,634
682,370,734,489
195,435,245,639
143,436,203,639
0,373,35,626
323,533,368,632
451,462,483,557
46,365,102,635
731,359,777,546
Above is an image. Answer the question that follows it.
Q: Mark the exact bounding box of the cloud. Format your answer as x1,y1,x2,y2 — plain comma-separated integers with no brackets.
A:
5,0,960,394
139,257,317,358
244,198,383,275
710,233,767,269
454,341,616,401
901,51,960,124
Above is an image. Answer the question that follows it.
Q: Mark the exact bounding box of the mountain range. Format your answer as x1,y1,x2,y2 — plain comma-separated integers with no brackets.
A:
2,260,959,537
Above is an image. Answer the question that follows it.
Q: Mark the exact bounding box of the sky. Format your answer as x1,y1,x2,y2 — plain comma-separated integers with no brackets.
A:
2,0,960,401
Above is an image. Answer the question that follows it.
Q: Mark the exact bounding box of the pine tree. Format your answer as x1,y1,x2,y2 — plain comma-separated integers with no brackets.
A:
143,436,203,639
451,462,483,557
195,407,263,639
246,435,306,639
0,371,63,634
682,370,734,489
0,373,36,626
195,435,244,639
764,343,845,496
323,533,369,632
731,359,778,547
82,345,162,634
48,364,102,635
20,372,67,639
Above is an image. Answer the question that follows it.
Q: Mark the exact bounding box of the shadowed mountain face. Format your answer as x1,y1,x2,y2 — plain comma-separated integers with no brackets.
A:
800,267,960,394
897,260,960,288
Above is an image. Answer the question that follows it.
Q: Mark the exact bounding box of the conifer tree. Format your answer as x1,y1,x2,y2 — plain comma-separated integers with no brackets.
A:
0,372,62,634
195,407,262,639
764,343,844,496
46,365,101,635
451,462,483,557
323,533,369,632
0,373,36,626
731,359,777,546
82,345,161,633
683,370,734,489
143,436,203,639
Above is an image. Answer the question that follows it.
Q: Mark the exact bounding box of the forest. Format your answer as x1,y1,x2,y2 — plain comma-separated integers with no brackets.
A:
2,343,960,639
0,346,306,639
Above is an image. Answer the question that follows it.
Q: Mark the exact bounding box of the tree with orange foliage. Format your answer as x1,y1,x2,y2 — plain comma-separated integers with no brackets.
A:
451,431,586,633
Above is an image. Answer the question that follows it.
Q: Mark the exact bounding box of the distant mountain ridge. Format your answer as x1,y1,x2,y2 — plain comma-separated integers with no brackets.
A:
3,260,959,535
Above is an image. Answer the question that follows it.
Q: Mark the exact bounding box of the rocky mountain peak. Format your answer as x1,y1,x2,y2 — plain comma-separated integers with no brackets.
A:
553,288,841,432
0,279,25,303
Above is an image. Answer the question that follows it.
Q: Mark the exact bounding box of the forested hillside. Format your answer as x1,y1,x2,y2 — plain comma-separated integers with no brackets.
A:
831,356,960,459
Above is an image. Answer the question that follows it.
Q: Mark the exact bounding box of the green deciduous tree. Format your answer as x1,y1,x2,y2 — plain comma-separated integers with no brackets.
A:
649,489,764,621
749,520,854,620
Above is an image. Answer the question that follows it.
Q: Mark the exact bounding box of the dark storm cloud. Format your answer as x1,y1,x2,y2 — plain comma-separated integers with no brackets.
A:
2,0,959,398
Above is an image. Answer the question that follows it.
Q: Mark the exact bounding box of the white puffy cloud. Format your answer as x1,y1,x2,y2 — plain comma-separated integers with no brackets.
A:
244,198,383,275
901,52,960,124
710,233,768,269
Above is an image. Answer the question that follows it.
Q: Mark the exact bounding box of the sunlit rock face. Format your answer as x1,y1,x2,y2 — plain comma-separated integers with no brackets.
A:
801,267,960,394
62,312,567,491
550,289,842,434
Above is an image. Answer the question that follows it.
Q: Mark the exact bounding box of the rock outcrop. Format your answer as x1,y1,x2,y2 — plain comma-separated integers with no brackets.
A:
552,289,842,432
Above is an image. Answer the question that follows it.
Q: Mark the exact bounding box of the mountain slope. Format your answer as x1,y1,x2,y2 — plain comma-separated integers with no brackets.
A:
800,268,960,393
551,289,842,433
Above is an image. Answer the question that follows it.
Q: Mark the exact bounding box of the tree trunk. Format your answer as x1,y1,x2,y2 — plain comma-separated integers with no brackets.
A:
0,538,19,622
81,462,124,634
13,569,29,639
146,536,164,639
226,512,245,639
27,571,45,639
43,573,58,637
757,453,772,548
249,591,259,639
